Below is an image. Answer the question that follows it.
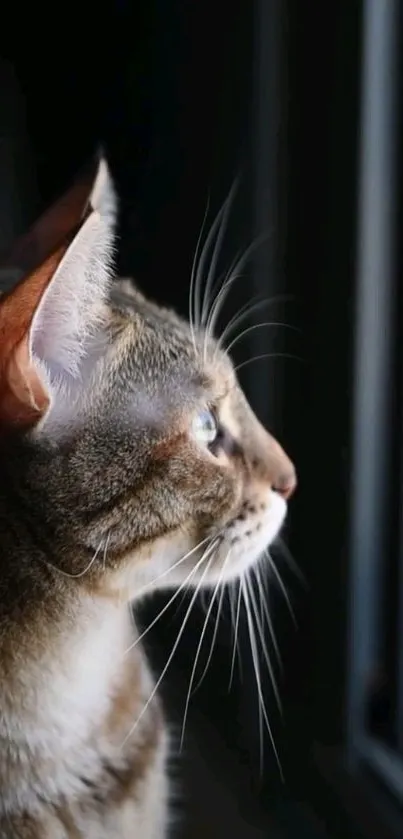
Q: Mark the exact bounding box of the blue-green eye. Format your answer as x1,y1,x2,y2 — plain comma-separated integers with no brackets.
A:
192,408,218,446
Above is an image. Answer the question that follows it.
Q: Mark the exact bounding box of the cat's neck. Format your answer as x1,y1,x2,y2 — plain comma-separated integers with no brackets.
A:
0,456,162,818
0,481,145,757
0,567,154,813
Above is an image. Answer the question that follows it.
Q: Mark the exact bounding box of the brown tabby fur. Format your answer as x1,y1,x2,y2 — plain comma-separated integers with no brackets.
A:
0,160,296,836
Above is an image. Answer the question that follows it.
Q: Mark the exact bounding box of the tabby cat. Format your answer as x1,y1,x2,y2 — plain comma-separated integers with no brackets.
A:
0,159,296,837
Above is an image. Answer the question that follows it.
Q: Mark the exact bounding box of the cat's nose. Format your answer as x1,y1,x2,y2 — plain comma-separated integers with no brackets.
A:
273,465,297,500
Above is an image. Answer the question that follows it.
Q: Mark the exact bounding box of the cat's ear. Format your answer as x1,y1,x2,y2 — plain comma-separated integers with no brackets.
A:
0,202,115,431
87,153,117,220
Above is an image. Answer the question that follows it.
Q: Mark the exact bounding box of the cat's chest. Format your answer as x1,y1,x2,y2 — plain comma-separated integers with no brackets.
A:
0,600,159,812
26,600,135,750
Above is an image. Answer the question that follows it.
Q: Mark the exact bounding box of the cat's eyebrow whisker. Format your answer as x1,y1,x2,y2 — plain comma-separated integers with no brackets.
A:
202,272,243,364
203,231,271,353
121,551,216,749
225,320,301,357
217,296,269,350
229,579,243,691
224,230,270,289
241,576,283,780
234,352,304,374
206,229,271,330
194,187,234,336
203,270,247,362
179,551,229,748
218,293,296,351
124,540,219,658
200,177,240,330
189,194,211,353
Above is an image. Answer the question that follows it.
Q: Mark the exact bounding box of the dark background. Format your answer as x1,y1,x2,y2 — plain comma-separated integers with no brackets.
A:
1,2,397,837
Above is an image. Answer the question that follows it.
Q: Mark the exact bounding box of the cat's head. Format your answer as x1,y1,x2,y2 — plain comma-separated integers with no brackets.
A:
0,159,296,599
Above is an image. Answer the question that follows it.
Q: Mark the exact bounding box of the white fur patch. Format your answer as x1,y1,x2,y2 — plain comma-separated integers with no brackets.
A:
222,488,287,580
0,597,170,836
0,601,129,810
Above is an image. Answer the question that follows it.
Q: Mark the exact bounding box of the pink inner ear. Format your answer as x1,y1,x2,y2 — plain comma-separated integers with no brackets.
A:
5,339,49,427
0,243,69,430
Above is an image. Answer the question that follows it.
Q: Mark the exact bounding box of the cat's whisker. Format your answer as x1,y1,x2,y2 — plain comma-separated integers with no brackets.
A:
253,563,283,669
171,570,214,623
201,178,239,329
241,577,283,780
228,578,238,611
168,536,226,622
203,271,246,364
189,195,211,353
217,297,269,349
241,576,263,776
227,581,236,640
194,185,237,335
257,566,266,629
201,258,245,363
189,550,231,698
219,293,296,350
205,231,271,353
204,262,245,335
121,550,216,749
171,587,193,623
102,532,110,573
203,272,248,361
44,538,103,579
224,230,270,290
264,550,298,627
207,229,271,328
276,537,307,588
245,572,282,713
229,579,243,690
200,589,211,614
234,352,304,374
180,551,230,748
225,320,300,357
134,535,214,603
124,540,219,658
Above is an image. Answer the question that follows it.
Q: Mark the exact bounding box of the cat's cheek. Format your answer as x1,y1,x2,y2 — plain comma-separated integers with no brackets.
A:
195,475,243,531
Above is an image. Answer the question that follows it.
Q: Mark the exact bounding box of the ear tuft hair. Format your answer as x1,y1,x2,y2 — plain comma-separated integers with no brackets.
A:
88,151,117,221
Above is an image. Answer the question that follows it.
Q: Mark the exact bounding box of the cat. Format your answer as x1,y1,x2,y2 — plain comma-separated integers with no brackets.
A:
0,157,296,837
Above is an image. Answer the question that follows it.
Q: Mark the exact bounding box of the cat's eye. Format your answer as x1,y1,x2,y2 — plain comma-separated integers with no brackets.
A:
192,408,218,446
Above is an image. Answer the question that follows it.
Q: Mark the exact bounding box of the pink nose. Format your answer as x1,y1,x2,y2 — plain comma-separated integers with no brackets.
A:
273,466,297,500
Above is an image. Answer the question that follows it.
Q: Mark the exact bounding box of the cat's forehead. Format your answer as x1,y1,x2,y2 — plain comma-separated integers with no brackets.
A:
109,284,235,400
